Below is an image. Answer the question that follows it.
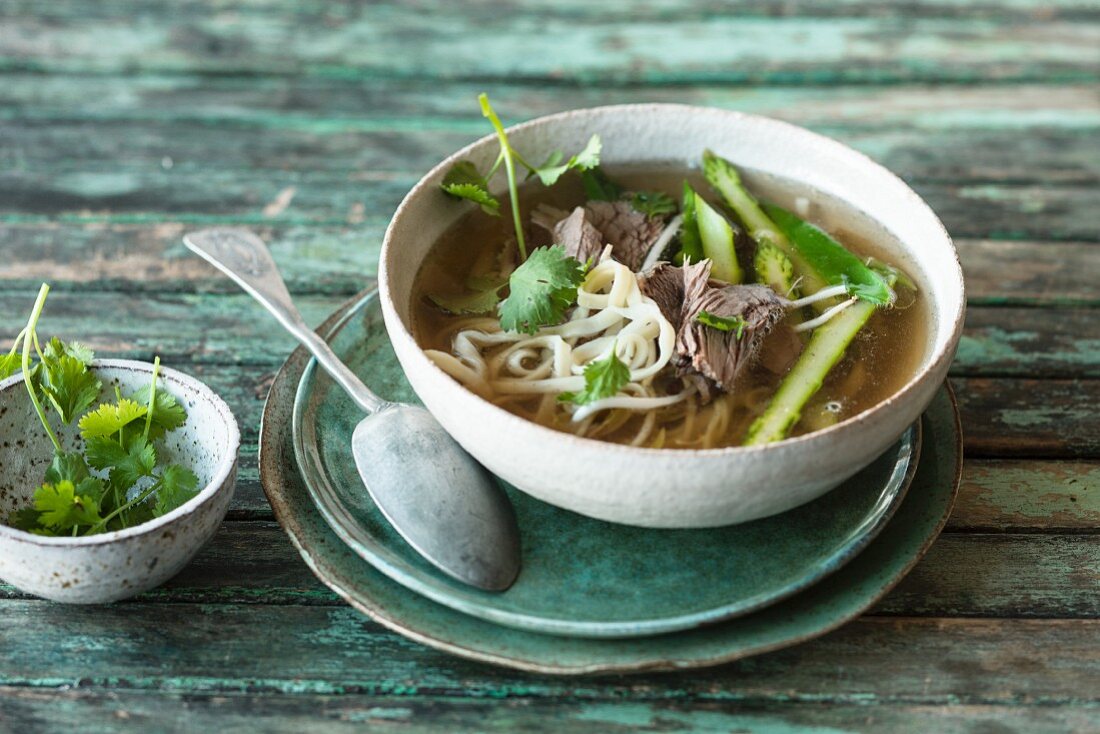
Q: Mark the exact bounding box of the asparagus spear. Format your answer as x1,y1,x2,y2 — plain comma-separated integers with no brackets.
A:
703,150,828,297
679,182,743,283
743,298,875,445
754,241,799,299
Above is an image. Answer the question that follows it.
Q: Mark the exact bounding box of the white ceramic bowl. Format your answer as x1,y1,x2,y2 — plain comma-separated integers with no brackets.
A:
0,359,240,602
380,104,965,528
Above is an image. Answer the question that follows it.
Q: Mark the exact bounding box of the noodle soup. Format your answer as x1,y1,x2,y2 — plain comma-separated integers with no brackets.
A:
412,163,927,450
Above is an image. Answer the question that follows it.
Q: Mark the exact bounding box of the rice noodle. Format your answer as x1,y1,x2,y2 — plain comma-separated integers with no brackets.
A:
426,247,690,432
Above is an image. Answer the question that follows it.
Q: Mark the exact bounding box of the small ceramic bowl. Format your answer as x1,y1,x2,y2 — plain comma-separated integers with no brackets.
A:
379,104,965,528
0,359,240,603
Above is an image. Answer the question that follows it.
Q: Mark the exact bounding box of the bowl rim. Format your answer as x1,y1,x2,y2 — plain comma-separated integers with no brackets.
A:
0,358,241,546
380,102,966,457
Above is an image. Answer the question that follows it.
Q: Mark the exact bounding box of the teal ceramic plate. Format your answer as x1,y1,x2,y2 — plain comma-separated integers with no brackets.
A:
291,292,920,638
261,291,962,674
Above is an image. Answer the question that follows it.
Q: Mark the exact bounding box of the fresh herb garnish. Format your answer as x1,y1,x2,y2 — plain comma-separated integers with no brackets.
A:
530,135,601,186
629,190,677,218
580,167,677,218
558,348,631,406
439,94,602,262
696,311,747,339
499,246,587,334
579,167,624,201
440,161,500,215
4,284,199,537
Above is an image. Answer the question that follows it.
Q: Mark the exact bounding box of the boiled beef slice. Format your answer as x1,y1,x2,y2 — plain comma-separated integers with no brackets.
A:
532,201,665,271
678,281,788,390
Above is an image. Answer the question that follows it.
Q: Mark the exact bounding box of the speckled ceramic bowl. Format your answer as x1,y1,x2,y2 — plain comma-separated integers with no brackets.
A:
0,359,240,603
379,104,965,528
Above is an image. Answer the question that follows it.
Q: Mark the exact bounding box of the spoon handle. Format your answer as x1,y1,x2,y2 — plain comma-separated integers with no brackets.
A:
183,227,388,415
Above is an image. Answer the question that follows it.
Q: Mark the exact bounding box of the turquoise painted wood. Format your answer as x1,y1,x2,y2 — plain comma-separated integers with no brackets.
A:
0,0,1096,729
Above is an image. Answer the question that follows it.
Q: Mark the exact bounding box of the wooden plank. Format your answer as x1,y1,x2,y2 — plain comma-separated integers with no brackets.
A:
876,534,1100,618
1,523,1094,619
4,119,1097,186
1,687,1096,734
0,601,1094,702
1,1,1096,83
954,378,1100,458
950,460,1100,531
4,76,1097,136
1,223,1097,307
955,308,1100,379
957,240,1100,308
9,0,1100,23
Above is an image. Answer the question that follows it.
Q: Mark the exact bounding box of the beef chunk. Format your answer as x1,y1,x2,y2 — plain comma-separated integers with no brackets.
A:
638,262,686,330
640,259,790,400
678,281,788,391
583,201,666,271
532,201,665,271
531,204,603,265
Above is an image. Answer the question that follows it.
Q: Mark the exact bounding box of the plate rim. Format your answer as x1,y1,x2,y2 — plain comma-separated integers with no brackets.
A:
290,289,922,638
260,289,963,675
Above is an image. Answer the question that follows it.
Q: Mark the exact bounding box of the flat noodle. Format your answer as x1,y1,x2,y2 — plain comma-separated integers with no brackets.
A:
425,249,691,442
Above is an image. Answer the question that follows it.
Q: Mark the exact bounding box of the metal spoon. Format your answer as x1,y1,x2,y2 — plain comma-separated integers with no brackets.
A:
183,228,521,591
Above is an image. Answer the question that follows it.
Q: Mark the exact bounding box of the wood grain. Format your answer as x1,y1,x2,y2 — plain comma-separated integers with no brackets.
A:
0,600,1095,702
1,687,1097,734
2,1,1097,83
1,0,1097,724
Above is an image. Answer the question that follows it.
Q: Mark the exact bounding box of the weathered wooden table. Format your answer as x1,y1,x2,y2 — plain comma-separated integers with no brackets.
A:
1,2,1097,731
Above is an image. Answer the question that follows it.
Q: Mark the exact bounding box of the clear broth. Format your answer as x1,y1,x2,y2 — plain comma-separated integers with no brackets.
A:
412,165,928,448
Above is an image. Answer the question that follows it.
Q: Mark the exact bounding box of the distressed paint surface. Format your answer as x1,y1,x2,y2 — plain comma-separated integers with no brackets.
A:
3,1,1098,83
1,0,1098,730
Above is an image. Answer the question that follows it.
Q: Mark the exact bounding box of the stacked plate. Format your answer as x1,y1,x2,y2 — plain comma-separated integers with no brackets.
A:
259,291,961,674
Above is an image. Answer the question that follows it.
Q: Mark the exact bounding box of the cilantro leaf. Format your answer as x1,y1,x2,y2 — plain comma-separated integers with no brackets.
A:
441,161,500,215
498,246,586,334
579,167,624,201
630,191,677,218
558,349,631,406
43,337,95,366
696,311,746,339
44,451,92,485
129,384,187,441
8,506,43,532
78,398,148,440
153,465,200,517
33,480,104,531
40,353,102,424
0,352,20,381
532,134,601,186
87,434,156,490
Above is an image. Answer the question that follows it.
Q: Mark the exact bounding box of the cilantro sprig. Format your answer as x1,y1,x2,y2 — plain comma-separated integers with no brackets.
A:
4,284,199,537
558,348,631,406
498,246,587,334
440,93,602,262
